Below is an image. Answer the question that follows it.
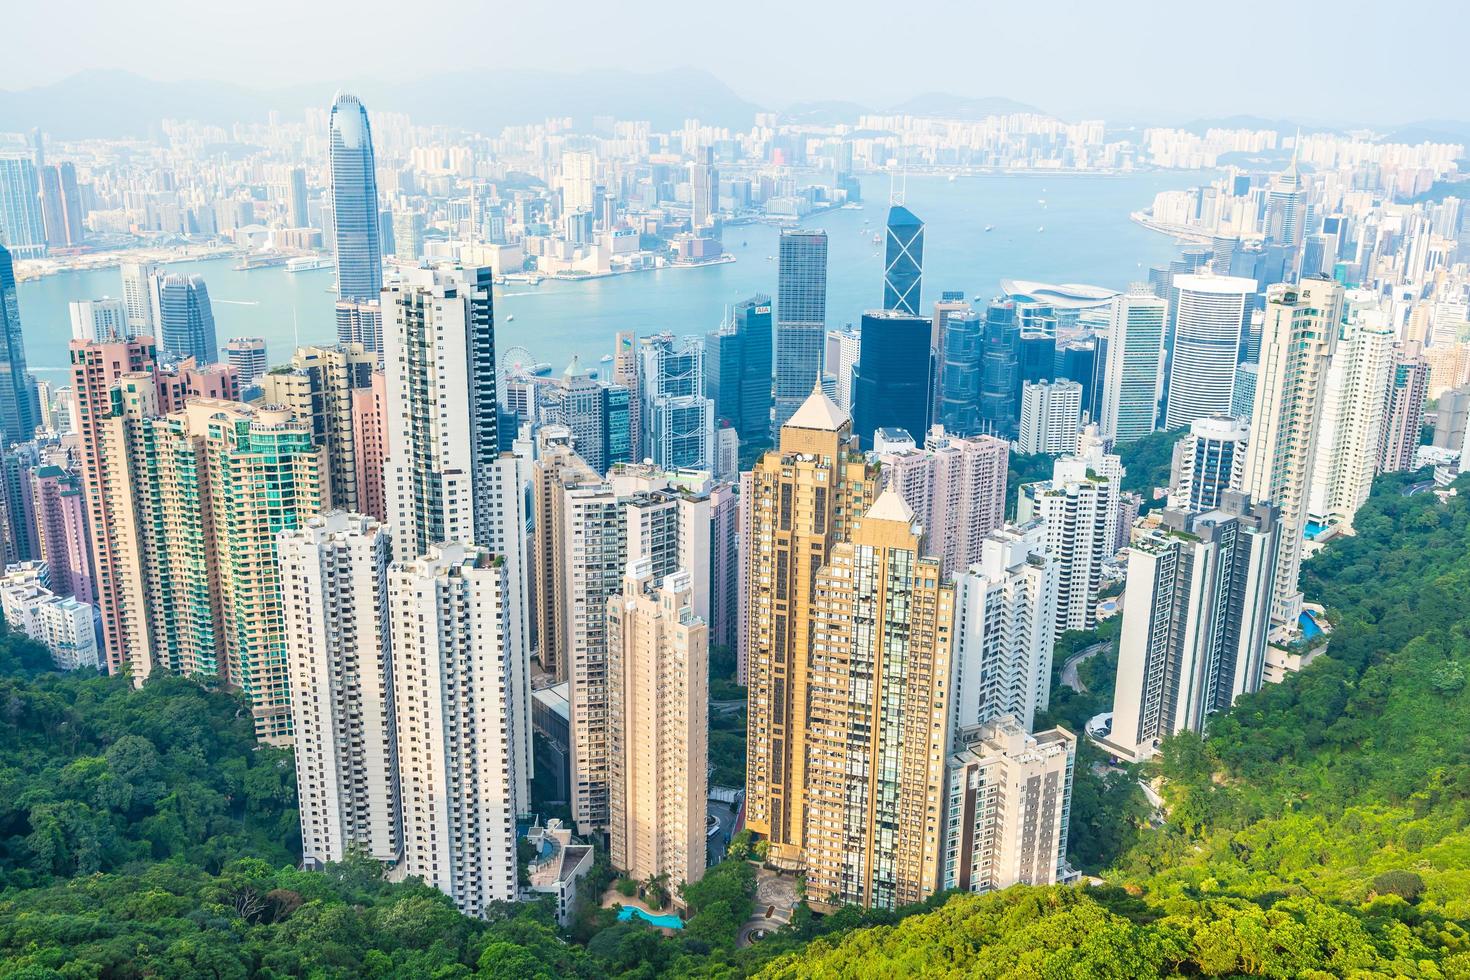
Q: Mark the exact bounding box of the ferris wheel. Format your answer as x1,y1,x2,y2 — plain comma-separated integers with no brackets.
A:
500,346,536,387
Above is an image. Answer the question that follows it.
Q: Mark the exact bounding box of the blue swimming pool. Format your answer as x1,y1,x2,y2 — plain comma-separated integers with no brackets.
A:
1299,612,1324,639
1303,521,1327,540
618,906,684,930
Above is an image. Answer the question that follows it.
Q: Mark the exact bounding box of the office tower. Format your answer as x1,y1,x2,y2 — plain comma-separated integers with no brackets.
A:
1244,278,1344,629
1018,380,1083,454
329,93,383,302
39,163,83,248
69,336,157,673
560,151,597,214
351,371,388,522
0,244,38,445
31,465,93,603
606,562,708,889
0,157,46,258
1102,494,1279,762
1308,301,1394,530
287,166,309,228
978,301,1020,438
119,262,160,335
1163,275,1254,430
943,718,1075,894
68,298,130,342
1018,332,1057,385
0,443,39,565
1056,341,1097,416
383,265,501,560
772,230,829,434
950,524,1058,733
883,204,924,316
156,274,219,365
280,512,401,868
391,544,523,916
801,489,954,910
745,386,879,871
1100,289,1167,444
1378,344,1430,473
638,334,713,471
602,383,633,469
876,427,1008,577
689,148,717,231
611,331,640,461
939,310,984,435
852,309,931,450
1231,362,1258,420
330,301,383,357
392,209,425,263
1263,146,1306,247
259,343,375,513
223,337,268,388
0,563,99,670
553,358,629,474
1019,436,1123,637
822,326,860,414
930,292,971,416
707,296,774,448
1168,415,1248,512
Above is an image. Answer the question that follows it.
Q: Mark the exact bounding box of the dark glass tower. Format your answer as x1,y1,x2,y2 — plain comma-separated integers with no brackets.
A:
0,244,38,445
773,230,828,434
329,93,383,302
156,274,219,364
939,310,984,435
978,301,1020,439
882,204,924,316
706,295,773,449
852,309,931,450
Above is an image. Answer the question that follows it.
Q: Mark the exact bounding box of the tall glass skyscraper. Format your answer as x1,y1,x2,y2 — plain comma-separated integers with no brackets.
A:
773,230,828,435
706,295,773,448
156,274,219,365
978,302,1021,439
0,157,47,259
882,204,924,316
852,309,931,449
329,93,383,302
939,310,984,435
0,244,38,444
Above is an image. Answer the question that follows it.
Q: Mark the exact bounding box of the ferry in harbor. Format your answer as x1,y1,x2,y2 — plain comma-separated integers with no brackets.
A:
286,255,332,273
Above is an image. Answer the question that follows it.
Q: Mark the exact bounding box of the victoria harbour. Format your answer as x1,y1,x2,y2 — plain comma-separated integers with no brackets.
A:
17,171,1198,382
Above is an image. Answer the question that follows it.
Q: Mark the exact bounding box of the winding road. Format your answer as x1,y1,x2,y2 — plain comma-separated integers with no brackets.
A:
1060,642,1112,694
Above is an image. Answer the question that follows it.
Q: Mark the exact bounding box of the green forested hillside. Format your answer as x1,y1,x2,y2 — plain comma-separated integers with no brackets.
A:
2,472,1469,978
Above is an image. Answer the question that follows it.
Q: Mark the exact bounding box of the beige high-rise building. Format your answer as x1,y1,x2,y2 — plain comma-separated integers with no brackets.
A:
280,512,401,868
391,543,524,917
1244,277,1344,630
942,718,1075,895
744,385,879,872
258,343,376,513
530,426,598,682
802,489,954,910
606,561,708,891
351,370,388,522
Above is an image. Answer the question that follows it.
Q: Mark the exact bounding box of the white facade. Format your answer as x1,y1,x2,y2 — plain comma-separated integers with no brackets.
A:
950,524,1058,734
1308,300,1394,530
1018,380,1083,455
0,564,99,671
68,297,130,342
606,562,708,890
390,544,523,917
1103,495,1279,762
1244,278,1344,629
279,512,401,868
1101,289,1167,444
824,327,861,412
119,261,160,335
1168,414,1248,512
1164,274,1255,430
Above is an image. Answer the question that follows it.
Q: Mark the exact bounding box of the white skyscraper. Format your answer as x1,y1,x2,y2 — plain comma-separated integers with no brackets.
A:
68,297,130,342
824,327,861,412
1018,431,1123,637
1164,274,1255,430
1100,289,1167,444
1244,278,1344,629
1018,379,1083,454
280,512,401,868
390,544,523,917
950,523,1058,734
1308,298,1394,531
119,262,160,335
1101,494,1279,762
1168,415,1249,512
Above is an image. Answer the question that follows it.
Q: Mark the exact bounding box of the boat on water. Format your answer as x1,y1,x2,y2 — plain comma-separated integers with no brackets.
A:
531,362,553,376
1037,226,1045,233
871,233,881,244
984,225,994,232
600,354,614,363
506,314,515,322
948,174,957,182
285,255,331,273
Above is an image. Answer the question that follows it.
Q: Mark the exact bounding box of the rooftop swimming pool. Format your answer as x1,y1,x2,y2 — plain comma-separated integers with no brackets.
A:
618,906,684,930
1299,612,1324,640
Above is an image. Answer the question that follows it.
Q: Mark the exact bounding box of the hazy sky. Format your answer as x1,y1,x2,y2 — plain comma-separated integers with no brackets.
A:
3,0,1465,123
